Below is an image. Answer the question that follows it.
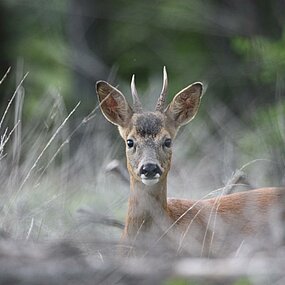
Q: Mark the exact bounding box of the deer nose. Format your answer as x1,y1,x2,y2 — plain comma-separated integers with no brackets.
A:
140,163,162,179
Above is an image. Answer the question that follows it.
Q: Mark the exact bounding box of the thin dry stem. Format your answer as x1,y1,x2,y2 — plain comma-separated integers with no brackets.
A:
0,121,20,158
18,101,80,193
26,218,34,240
35,99,106,183
240,158,274,171
0,72,29,130
0,67,11,85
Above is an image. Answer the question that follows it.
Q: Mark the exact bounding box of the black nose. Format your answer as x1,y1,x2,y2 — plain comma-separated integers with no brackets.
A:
140,163,162,179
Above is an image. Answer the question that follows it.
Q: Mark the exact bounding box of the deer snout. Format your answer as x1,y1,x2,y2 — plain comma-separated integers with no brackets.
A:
139,163,162,186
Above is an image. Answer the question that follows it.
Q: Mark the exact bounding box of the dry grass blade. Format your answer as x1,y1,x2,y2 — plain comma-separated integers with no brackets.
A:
0,72,29,130
35,101,104,183
0,67,11,85
0,121,20,159
17,101,81,193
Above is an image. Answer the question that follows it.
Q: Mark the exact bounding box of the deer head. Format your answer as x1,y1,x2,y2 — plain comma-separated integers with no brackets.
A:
96,67,203,187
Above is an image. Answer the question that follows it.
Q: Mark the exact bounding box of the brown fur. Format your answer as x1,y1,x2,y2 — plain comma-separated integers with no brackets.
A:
168,187,284,233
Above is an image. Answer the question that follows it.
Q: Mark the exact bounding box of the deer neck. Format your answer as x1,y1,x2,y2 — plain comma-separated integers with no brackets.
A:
124,176,168,238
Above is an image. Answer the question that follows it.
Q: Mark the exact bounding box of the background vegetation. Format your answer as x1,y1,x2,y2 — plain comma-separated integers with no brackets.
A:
0,0,284,284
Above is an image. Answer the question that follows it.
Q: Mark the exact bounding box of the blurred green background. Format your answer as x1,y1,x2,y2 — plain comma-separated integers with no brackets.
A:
1,0,285,112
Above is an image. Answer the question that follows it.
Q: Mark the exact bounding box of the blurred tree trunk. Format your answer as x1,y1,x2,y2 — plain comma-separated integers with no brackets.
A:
68,0,108,104
67,0,123,169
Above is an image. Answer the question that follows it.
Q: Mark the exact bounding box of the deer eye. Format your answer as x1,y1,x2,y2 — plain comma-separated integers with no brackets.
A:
164,138,172,148
127,139,134,148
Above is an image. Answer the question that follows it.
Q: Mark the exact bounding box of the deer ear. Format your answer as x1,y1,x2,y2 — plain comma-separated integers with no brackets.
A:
96,81,133,127
165,82,203,127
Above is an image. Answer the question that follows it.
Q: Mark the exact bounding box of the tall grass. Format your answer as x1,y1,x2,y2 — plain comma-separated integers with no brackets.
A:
0,69,124,245
0,68,284,284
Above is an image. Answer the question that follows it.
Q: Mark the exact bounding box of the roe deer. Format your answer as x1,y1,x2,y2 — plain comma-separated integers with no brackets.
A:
96,67,284,257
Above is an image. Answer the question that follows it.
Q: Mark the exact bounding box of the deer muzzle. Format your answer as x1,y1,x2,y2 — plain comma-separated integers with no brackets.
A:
139,163,162,186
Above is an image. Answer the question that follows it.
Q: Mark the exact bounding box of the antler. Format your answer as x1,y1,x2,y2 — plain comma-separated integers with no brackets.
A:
131,75,143,113
155,66,168,112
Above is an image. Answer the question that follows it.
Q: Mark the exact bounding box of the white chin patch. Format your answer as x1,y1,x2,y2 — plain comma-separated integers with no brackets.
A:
142,178,159,186
141,174,160,186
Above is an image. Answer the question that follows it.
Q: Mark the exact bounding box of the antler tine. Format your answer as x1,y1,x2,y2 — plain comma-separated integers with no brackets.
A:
131,74,143,113
155,66,168,112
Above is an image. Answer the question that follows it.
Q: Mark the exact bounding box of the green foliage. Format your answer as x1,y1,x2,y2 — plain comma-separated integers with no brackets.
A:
2,0,285,117
1,0,71,115
232,33,285,82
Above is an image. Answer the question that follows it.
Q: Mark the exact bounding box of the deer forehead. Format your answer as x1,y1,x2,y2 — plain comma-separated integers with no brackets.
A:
134,112,164,137
126,112,170,139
